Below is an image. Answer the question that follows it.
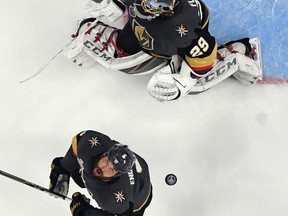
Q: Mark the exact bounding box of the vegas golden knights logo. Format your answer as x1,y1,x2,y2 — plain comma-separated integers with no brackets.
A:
132,20,154,50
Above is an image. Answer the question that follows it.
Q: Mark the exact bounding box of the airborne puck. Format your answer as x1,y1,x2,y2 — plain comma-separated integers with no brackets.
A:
165,174,177,186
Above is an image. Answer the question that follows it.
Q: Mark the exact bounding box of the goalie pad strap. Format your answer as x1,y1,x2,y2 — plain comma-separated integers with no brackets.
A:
72,18,97,38
91,26,119,53
84,22,119,59
107,31,129,57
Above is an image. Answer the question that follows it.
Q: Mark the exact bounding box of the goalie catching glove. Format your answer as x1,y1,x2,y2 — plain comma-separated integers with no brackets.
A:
147,55,199,101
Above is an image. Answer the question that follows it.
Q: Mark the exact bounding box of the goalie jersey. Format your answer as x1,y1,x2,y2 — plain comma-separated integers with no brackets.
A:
124,0,217,73
61,130,152,215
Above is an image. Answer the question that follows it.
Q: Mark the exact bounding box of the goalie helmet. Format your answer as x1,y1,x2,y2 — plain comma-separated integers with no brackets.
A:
108,144,136,173
141,0,177,16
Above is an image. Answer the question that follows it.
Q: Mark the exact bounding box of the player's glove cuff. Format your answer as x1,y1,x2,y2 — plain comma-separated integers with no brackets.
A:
49,157,70,196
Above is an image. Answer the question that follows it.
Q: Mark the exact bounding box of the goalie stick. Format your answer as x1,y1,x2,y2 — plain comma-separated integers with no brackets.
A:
0,169,72,201
19,16,104,84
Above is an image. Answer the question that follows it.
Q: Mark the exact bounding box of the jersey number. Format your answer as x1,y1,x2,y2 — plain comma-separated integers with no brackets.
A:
190,37,209,57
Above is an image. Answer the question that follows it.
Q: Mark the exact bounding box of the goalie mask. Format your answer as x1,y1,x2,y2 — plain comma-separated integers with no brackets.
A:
141,0,177,16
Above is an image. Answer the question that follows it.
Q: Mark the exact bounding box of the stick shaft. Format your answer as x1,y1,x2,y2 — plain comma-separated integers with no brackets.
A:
19,16,103,83
0,169,72,201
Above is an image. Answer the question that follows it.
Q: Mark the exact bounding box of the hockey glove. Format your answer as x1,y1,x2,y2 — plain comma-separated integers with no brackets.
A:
70,192,92,216
147,57,198,102
49,157,70,197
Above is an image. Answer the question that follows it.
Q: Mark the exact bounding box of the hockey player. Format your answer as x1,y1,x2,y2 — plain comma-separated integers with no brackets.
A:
49,130,152,216
65,0,262,101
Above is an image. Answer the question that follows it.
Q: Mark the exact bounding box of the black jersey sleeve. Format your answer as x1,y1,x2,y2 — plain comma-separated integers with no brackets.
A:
179,0,217,74
183,26,217,74
61,134,86,188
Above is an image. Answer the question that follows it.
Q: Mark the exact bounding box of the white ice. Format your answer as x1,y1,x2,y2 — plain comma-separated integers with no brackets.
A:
1,1,288,216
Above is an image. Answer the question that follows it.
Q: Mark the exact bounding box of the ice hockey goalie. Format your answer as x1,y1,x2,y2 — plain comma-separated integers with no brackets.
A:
64,0,263,102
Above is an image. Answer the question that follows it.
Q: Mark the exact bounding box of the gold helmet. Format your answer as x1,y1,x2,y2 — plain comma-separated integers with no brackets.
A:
141,0,177,16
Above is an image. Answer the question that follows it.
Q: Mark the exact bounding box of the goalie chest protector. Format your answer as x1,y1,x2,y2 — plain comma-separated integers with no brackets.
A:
125,0,209,56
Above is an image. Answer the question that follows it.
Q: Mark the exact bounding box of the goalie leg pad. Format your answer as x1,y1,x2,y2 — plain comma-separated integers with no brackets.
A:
66,19,167,74
64,19,97,67
76,23,167,74
217,37,262,84
64,19,122,68
232,54,261,85
83,22,121,68
188,53,240,94
84,22,168,74
64,41,96,67
86,0,125,22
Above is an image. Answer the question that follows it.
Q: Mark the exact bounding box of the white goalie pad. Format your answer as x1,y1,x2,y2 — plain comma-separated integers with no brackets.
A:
233,54,261,85
63,20,97,67
84,31,167,74
64,18,167,73
188,53,241,94
147,38,263,100
86,0,125,22
233,37,263,84
66,20,166,74
146,54,245,101
189,37,263,93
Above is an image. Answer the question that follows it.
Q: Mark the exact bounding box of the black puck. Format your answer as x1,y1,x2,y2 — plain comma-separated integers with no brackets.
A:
165,174,177,186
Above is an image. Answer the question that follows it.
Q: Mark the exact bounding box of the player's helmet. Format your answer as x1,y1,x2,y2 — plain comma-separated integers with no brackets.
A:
108,144,136,173
141,0,177,16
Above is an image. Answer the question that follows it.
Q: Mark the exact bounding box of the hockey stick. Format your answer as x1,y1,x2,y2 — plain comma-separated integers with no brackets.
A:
0,169,72,201
19,16,104,84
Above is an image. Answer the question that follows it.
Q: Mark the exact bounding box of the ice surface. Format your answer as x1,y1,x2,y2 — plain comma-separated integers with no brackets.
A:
206,0,288,79
1,1,288,216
